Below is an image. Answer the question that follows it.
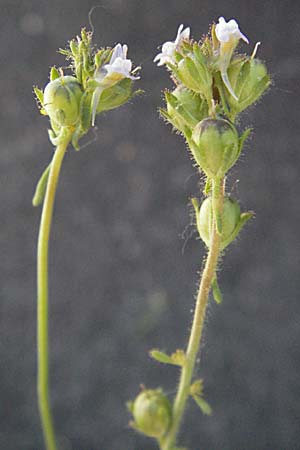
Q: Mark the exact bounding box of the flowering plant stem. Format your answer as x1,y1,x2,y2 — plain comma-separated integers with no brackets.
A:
161,178,225,450
37,133,71,450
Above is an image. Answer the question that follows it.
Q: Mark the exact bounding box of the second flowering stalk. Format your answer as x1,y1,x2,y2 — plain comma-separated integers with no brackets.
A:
129,17,270,450
33,29,140,450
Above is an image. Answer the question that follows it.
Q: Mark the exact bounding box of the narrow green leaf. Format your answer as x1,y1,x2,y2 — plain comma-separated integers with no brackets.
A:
32,163,51,207
149,349,185,366
150,349,174,364
192,395,212,416
212,276,223,304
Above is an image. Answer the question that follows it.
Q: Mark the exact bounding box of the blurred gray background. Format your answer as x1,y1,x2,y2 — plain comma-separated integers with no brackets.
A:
1,0,299,449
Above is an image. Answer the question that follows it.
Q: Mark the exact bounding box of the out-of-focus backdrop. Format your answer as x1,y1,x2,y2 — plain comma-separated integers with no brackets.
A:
1,0,299,449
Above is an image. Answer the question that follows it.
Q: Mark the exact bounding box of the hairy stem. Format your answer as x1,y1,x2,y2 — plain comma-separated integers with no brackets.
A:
161,178,224,450
37,134,71,450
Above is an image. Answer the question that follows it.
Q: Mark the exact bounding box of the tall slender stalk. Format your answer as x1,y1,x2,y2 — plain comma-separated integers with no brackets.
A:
161,178,224,450
37,134,71,450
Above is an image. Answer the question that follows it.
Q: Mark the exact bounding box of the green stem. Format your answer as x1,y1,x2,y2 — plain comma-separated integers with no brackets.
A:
161,178,224,450
37,133,71,450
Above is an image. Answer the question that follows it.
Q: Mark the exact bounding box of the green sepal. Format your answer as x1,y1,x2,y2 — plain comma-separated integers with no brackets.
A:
190,379,204,396
32,162,51,207
164,87,208,136
150,349,186,367
225,58,271,118
191,197,200,215
212,276,222,304
96,78,133,114
59,48,72,58
165,92,198,131
180,40,193,53
204,178,212,196
183,56,203,87
69,39,79,57
80,90,93,133
221,211,254,249
238,127,252,157
71,128,82,151
192,42,206,66
192,395,212,416
48,128,64,147
173,50,184,63
211,24,219,52
94,48,112,69
33,86,44,106
50,67,60,81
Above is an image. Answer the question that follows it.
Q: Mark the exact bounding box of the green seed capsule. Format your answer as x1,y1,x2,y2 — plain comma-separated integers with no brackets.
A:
132,389,172,438
43,76,83,128
196,196,241,249
164,86,208,135
225,57,270,116
189,118,239,178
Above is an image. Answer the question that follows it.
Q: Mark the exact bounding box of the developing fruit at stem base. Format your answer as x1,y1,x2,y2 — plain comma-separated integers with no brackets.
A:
193,195,253,250
129,389,172,439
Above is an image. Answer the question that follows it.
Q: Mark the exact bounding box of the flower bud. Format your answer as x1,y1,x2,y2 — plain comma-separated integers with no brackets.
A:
96,78,133,114
43,76,83,128
196,196,241,249
163,86,208,135
189,118,239,178
174,44,212,99
132,389,172,438
225,57,270,116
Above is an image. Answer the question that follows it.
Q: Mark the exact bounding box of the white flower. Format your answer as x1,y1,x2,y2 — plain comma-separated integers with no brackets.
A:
154,24,190,66
95,43,139,86
215,17,249,44
92,43,139,125
215,17,249,101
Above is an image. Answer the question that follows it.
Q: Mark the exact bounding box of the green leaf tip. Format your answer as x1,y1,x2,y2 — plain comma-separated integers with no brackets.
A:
212,276,223,304
192,395,212,416
50,67,60,81
150,349,185,366
190,379,212,415
32,163,51,207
